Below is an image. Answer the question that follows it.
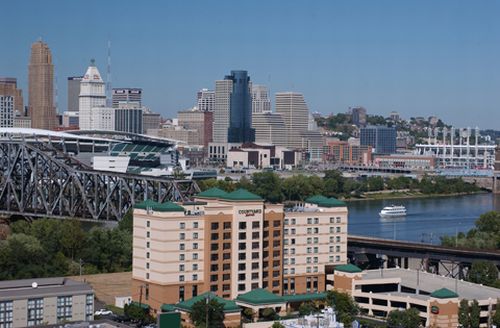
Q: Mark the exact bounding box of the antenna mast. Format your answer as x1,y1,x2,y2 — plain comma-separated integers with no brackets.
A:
106,40,112,107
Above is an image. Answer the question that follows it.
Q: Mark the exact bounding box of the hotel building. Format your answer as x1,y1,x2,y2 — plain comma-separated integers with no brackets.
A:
131,188,348,313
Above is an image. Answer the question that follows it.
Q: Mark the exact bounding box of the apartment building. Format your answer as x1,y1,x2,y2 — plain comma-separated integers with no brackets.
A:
132,188,348,314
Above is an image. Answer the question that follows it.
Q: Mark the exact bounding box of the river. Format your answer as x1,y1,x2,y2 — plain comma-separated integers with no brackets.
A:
347,193,500,244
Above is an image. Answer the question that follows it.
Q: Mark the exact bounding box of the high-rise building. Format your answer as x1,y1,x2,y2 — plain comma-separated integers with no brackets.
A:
67,76,82,112
142,108,161,135
251,112,287,146
112,88,142,108
178,108,213,147
251,85,271,114
275,92,309,149
360,126,397,154
0,78,23,127
115,102,143,134
28,40,57,130
131,189,348,311
213,71,255,144
197,88,215,112
78,60,106,130
350,107,367,127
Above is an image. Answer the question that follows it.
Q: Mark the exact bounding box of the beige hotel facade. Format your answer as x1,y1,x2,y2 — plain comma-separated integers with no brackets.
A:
132,188,348,312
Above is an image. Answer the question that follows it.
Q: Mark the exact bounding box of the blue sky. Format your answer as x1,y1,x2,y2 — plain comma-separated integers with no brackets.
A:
1,0,500,128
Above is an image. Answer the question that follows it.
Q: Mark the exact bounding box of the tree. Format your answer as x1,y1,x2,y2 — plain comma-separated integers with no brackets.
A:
467,261,499,287
271,322,285,328
261,308,278,321
475,211,500,235
123,303,153,324
458,299,470,328
298,302,317,316
242,308,254,322
387,308,420,328
118,210,133,233
189,298,225,328
251,172,284,203
469,300,480,328
325,290,358,325
323,170,345,196
492,298,500,327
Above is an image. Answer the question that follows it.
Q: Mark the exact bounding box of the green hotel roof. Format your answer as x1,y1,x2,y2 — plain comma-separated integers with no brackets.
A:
306,195,346,207
223,188,263,201
282,292,327,303
161,304,176,312
334,264,363,273
175,292,241,313
196,187,229,199
430,288,459,299
134,199,185,212
235,288,285,305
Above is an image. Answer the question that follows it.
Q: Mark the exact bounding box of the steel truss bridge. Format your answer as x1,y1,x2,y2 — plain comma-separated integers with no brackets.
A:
0,140,200,221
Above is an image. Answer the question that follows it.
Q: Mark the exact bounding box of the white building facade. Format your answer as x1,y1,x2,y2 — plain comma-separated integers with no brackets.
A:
78,60,106,130
251,85,271,114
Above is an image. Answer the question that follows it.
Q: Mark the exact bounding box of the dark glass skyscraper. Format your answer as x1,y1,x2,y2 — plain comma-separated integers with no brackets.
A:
226,70,255,143
360,125,397,154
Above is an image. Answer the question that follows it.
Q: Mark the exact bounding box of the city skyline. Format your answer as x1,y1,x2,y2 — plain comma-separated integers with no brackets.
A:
1,1,500,128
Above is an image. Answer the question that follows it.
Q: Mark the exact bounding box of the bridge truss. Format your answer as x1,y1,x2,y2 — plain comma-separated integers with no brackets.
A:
0,141,200,221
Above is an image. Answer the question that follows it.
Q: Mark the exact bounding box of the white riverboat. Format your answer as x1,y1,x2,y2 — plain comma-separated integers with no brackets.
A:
379,205,407,218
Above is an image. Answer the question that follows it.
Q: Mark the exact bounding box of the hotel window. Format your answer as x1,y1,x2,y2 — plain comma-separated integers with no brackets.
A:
239,222,247,230
290,258,295,265
306,267,311,273
330,217,335,223
314,257,318,264
27,298,43,326
291,248,296,255
223,263,230,270
146,252,150,258
146,273,150,279
314,218,319,224
238,253,246,260
180,222,185,229
223,232,231,240
291,239,296,245
180,254,185,261
193,253,198,260
193,274,198,281
238,284,246,291
211,264,218,272
330,236,334,243
252,232,260,239
179,275,185,282
252,262,259,269
307,237,312,244
211,222,219,230
179,287,185,301
336,227,341,233
239,232,246,240
336,217,341,223
314,266,318,273
223,284,230,291
223,253,231,260
210,275,218,282
284,229,289,235
329,246,334,253
252,252,259,259
193,243,199,249
238,274,246,281
291,228,296,235
238,263,246,271
330,227,334,233
313,237,319,243
284,239,289,245
336,255,340,261
273,220,280,227
180,264,185,271
284,219,289,225
329,256,334,263
85,294,93,321
313,228,319,234
290,268,295,274
211,233,219,241
193,232,198,239
314,247,319,253
291,218,296,225
307,218,312,224
179,243,185,251
336,236,341,242
146,220,150,227
56,296,72,322
252,242,259,249
223,222,231,229
306,257,311,264
284,268,289,275
193,222,199,228
336,246,341,252
146,241,150,248
307,247,312,254
223,243,231,250
284,258,289,265
284,248,289,255
223,274,230,281
211,254,219,261
307,228,312,234
146,231,150,238
252,221,260,229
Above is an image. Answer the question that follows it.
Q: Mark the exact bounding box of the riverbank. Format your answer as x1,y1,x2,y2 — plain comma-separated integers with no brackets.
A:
342,190,489,202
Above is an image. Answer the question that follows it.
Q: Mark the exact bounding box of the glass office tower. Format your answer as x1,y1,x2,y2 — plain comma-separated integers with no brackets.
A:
226,70,255,143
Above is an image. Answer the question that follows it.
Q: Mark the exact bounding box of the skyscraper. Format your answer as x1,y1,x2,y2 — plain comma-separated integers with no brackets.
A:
213,70,255,144
67,76,82,112
115,102,143,134
251,85,271,114
79,60,107,130
360,126,397,154
197,88,215,112
251,112,286,146
112,88,142,108
0,78,23,127
275,92,309,149
351,107,367,127
28,40,57,130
